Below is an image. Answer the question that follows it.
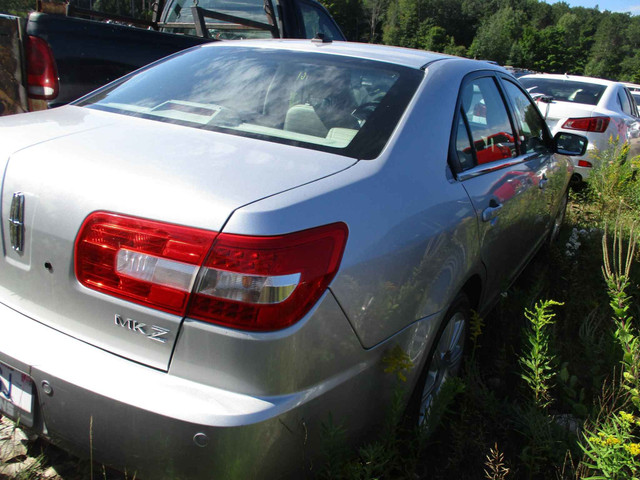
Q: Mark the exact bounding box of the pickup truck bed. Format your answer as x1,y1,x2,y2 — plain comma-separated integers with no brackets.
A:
28,12,211,107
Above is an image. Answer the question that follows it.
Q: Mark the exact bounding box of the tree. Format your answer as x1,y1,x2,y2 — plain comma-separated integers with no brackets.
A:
584,12,631,80
381,0,421,47
320,0,365,41
468,6,523,65
362,0,387,42
4,0,35,16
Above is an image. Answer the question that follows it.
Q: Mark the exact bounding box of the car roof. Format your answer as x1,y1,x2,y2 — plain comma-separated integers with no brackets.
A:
199,39,454,70
623,82,640,92
520,73,619,87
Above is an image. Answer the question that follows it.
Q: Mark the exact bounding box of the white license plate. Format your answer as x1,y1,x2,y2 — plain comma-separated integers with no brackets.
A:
0,361,34,426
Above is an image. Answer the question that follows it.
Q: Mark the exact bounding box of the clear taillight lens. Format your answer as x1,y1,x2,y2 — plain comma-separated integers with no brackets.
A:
26,36,59,100
75,212,217,314
562,116,610,133
75,212,348,331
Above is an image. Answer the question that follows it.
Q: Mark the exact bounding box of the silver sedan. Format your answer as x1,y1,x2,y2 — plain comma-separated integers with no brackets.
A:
0,40,585,479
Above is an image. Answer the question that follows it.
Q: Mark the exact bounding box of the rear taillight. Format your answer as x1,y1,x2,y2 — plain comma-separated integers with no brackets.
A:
75,212,218,314
189,224,348,331
75,212,348,331
562,116,610,133
578,160,593,168
26,36,59,100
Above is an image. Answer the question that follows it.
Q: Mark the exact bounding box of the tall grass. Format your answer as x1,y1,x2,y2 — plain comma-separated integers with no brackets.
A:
314,139,640,479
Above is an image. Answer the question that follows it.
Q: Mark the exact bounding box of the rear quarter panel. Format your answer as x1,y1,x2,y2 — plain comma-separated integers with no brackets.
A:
224,59,484,349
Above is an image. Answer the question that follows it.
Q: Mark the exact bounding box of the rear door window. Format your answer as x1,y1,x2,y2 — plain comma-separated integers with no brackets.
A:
457,77,516,167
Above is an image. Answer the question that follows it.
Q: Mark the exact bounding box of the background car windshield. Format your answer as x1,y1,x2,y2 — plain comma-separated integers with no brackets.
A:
77,46,422,159
519,78,606,106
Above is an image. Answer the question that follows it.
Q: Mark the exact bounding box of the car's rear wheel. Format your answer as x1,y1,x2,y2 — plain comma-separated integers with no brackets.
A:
408,293,469,427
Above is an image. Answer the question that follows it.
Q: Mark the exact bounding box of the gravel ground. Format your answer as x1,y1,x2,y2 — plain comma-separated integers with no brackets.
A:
0,415,126,480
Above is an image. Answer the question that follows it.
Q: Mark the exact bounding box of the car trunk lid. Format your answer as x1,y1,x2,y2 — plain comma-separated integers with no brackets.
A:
0,106,356,370
537,100,597,132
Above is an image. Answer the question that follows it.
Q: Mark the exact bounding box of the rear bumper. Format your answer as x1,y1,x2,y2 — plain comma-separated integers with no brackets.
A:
0,295,400,479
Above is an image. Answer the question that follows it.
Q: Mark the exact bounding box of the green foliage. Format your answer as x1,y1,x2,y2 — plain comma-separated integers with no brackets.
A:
519,299,563,410
468,6,523,64
3,0,35,16
582,411,640,479
588,139,640,220
320,0,640,78
382,344,414,382
602,222,640,409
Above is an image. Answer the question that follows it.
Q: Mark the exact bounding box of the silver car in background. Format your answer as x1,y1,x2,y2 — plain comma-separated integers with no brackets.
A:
520,74,640,181
0,40,586,479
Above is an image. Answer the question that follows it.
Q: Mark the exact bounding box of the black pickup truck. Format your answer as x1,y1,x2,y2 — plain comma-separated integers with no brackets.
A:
0,0,344,115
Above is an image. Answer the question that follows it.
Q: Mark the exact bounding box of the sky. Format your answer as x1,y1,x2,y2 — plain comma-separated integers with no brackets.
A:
544,0,640,15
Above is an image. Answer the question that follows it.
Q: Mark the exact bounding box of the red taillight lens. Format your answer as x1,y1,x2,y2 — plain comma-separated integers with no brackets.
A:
188,223,349,331
75,212,349,331
578,160,593,168
75,212,218,314
26,36,59,100
562,116,610,133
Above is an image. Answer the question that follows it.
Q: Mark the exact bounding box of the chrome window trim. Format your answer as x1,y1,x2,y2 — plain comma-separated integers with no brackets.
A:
457,153,541,182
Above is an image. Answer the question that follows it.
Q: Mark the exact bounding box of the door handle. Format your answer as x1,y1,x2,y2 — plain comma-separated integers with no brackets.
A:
482,203,503,222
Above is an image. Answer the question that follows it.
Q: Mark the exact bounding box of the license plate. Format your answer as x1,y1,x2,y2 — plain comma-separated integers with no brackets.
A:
0,361,34,427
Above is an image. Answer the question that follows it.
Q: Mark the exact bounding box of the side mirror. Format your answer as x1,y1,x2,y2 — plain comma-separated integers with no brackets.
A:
553,132,588,156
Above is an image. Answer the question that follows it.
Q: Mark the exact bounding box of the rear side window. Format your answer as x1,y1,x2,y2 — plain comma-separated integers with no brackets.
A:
502,80,551,154
456,77,516,168
77,46,423,160
519,78,606,106
618,89,633,116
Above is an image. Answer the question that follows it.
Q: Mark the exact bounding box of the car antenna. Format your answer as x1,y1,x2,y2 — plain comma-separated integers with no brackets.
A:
312,33,331,43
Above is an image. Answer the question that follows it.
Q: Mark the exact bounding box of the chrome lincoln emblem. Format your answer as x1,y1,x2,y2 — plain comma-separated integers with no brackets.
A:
9,193,25,253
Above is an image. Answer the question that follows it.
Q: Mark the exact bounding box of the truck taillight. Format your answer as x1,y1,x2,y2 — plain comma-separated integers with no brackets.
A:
75,212,348,331
26,36,59,100
562,116,610,133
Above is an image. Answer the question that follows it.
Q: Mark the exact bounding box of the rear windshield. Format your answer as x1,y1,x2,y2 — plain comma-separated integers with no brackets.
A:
162,0,276,39
76,46,423,159
519,78,607,106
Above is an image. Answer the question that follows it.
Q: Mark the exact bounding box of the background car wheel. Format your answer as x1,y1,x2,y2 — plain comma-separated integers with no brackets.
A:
549,191,568,245
408,293,469,427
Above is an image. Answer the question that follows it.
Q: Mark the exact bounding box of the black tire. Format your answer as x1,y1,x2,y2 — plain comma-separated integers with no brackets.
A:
406,293,470,427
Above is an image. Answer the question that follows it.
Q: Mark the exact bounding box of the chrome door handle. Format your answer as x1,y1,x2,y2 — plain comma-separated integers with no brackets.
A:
482,203,503,222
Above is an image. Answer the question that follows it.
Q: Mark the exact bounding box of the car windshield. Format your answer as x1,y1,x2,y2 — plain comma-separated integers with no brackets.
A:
519,78,607,106
76,46,423,159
